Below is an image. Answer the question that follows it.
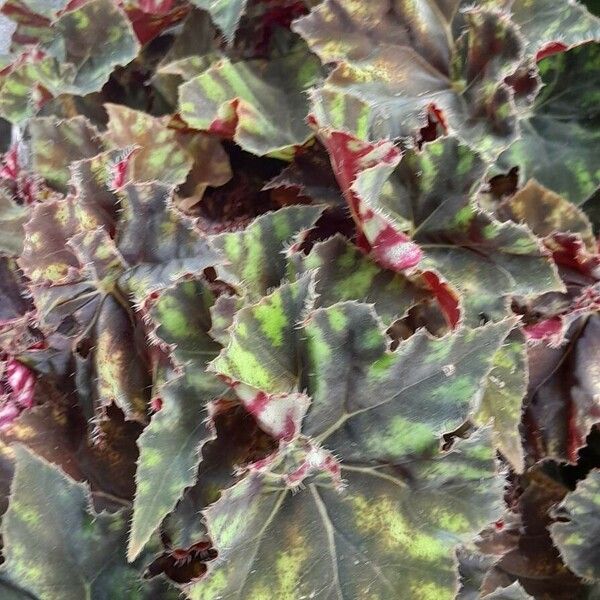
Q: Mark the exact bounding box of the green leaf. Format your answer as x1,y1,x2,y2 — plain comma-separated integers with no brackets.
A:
296,3,524,159
130,278,232,560
149,278,221,369
2,445,169,600
179,48,322,158
191,0,248,43
29,115,104,192
497,43,600,205
496,179,595,249
188,428,503,600
210,273,314,394
128,375,224,562
0,57,63,123
159,402,276,550
0,191,27,256
301,234,431,323
302,303,515,456
551,469,600,582
116,182,222,298
44,0,139,96
19,201,150,419
336,135,564,325
476,332,527,473
104,104,193,185
214,290,514,450
212,205,324,300
505,0,600,55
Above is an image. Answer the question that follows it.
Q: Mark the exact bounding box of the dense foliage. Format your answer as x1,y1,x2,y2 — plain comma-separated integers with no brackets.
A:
0,0,598,598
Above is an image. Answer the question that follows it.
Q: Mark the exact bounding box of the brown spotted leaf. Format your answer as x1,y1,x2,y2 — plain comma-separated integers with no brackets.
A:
496,179,595,249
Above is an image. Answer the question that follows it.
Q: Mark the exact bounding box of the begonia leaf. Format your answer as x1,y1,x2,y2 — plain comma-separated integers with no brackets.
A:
525,314,600,463
476,332,527,473
191,0,248,43
179,48,322,158
551,469,600,582
44,0,139,96
189,428,503,600
498,0,600,56
105,104,193,185
116,182,221,297
296,2,523,159
496,179,595,249
211,274,314,395
212,205,323,300
325,134,563,325
300,234,431,323
129,278,229,560
497,43,600,206
128,375,222,561
0,191,26,256
29,115,104,191
1,445,177,600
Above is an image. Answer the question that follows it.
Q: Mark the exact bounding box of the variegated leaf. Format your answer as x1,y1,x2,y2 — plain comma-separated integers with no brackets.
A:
497,43,600,206
189,429,503,600
212,205,323,300
325,134,563,325
300,234,431,323
44,0,139,96
210,274,314,394
104,104,193,185
2,445,178,600
179,48,322,158
551,469,600,582
191,0,248,43
0,191,26,256
496,179,595,249
296,2,524,159
476,332,527,473
29,115,104,192
116,182,221,298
